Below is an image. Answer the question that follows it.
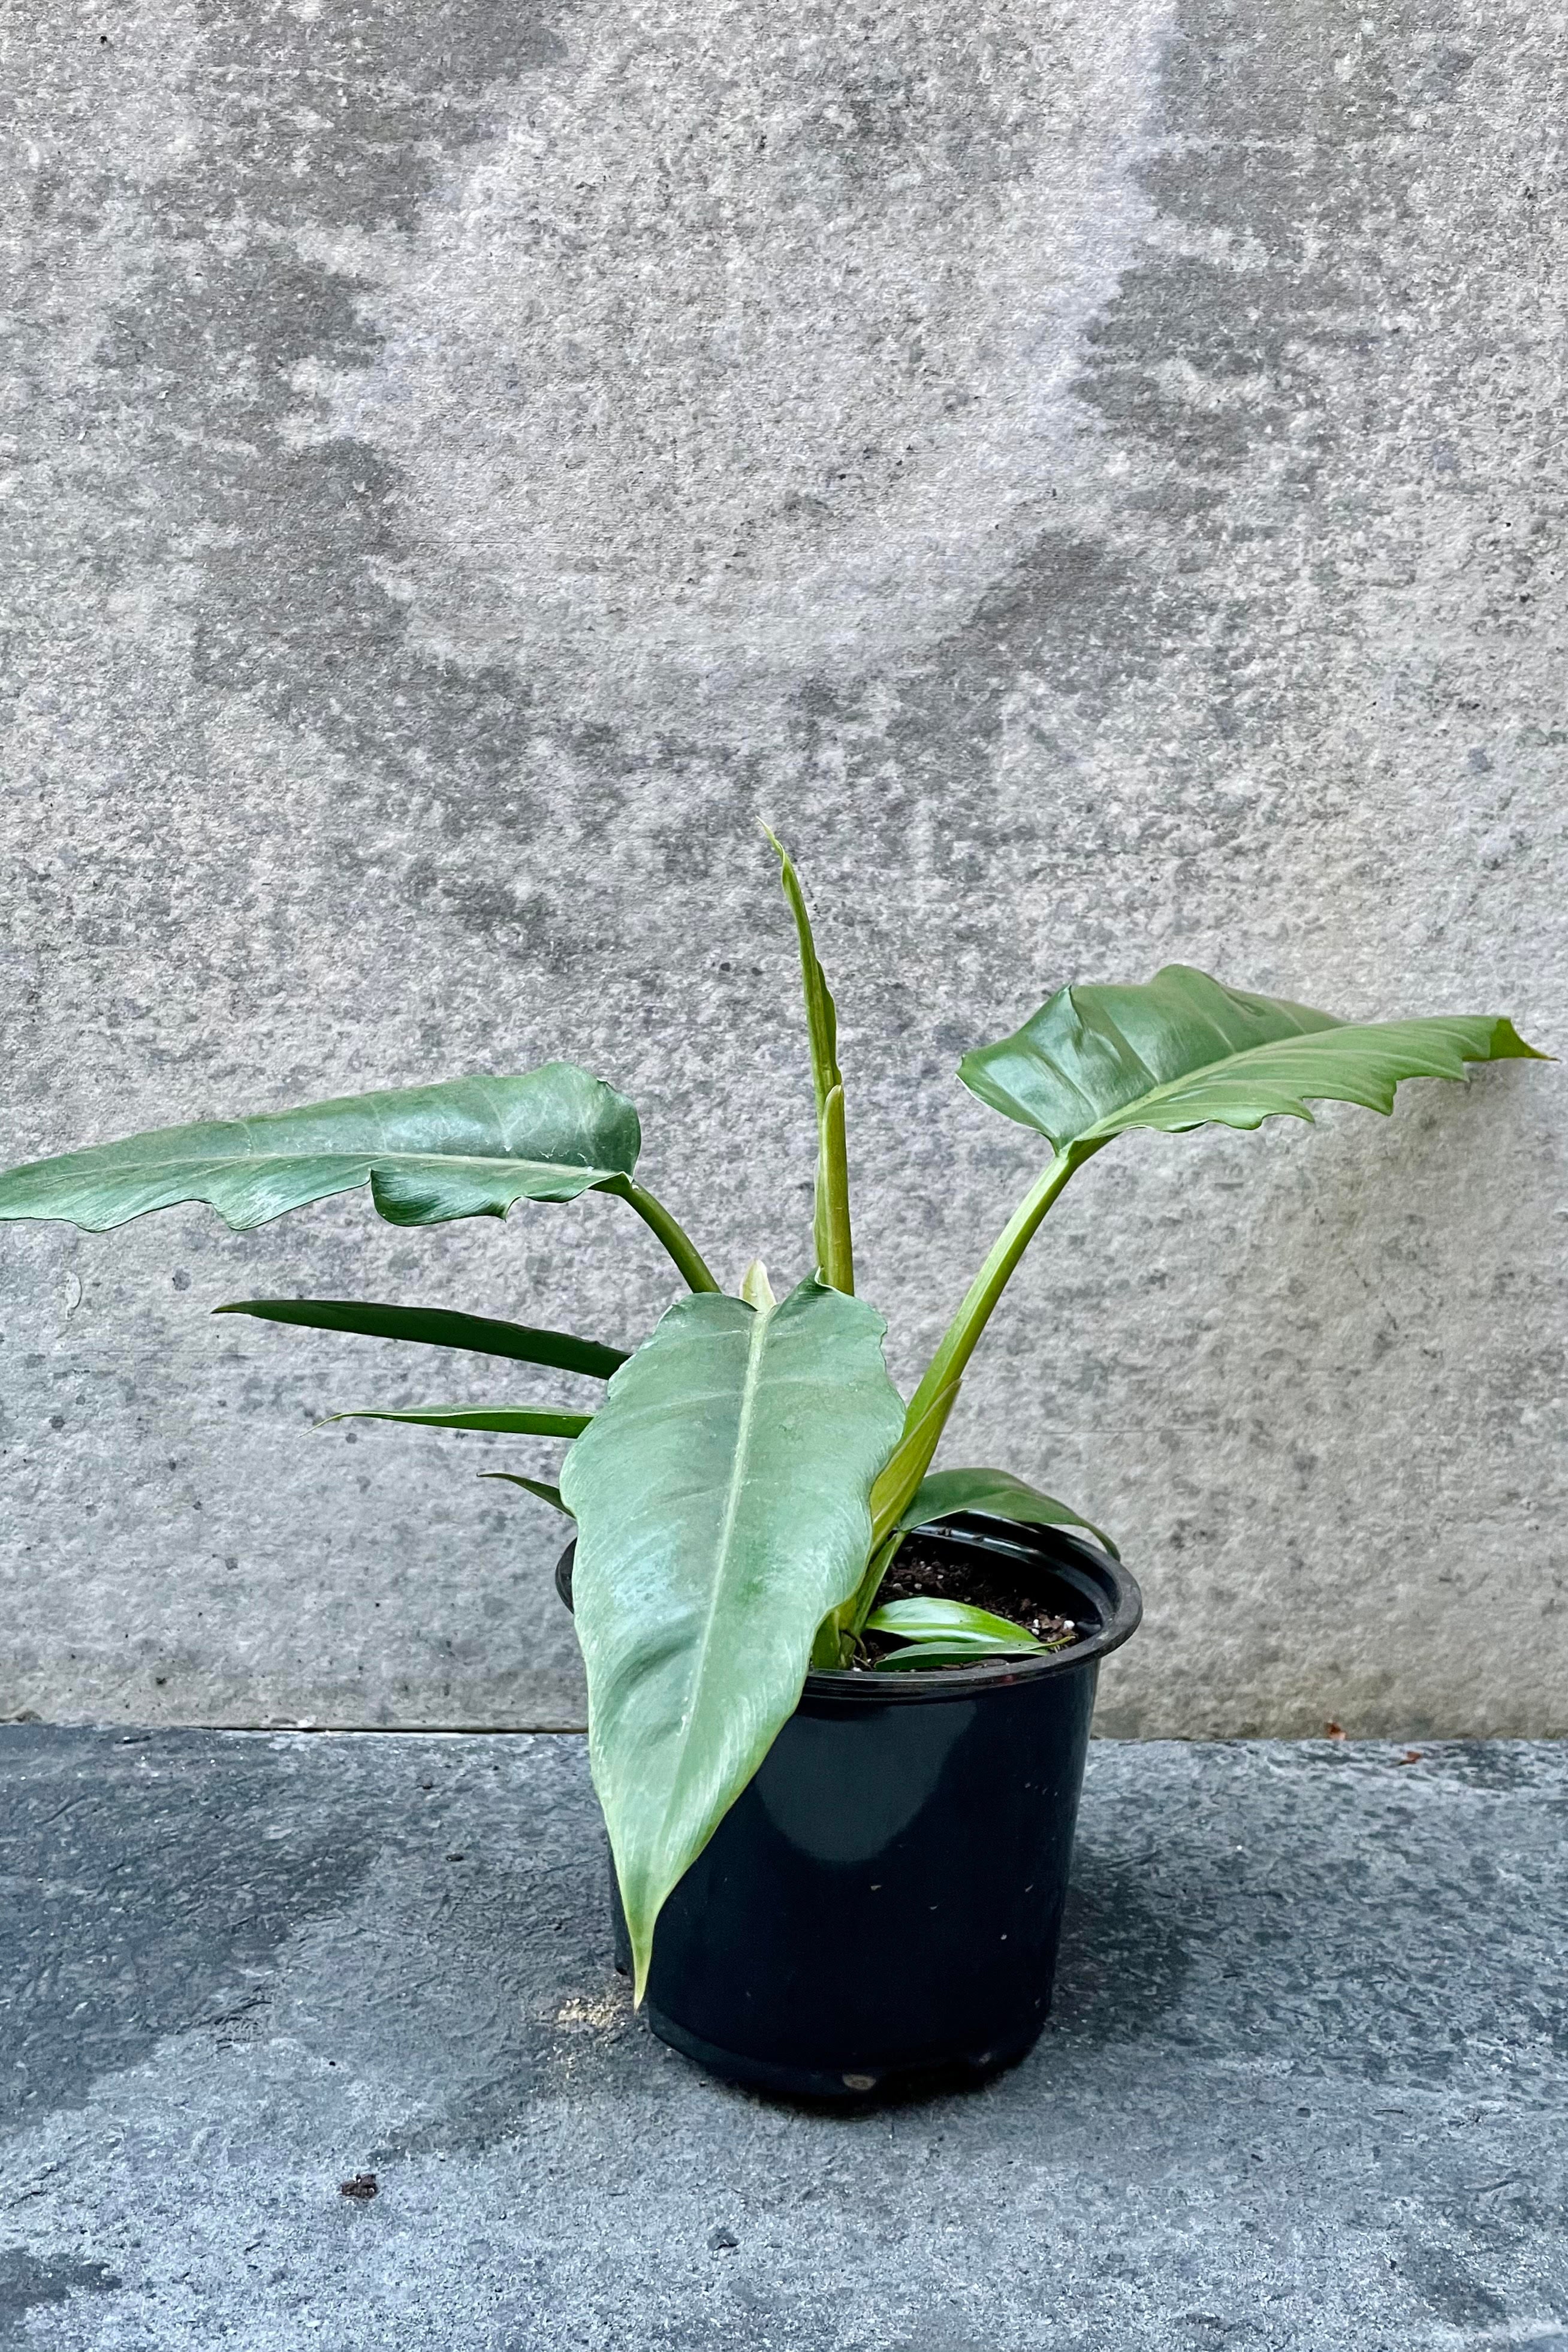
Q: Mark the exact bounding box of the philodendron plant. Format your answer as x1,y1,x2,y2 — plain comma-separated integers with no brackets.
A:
0,839,1545,1995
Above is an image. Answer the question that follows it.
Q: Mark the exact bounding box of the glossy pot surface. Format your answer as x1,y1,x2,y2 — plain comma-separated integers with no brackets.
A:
557,1515,1141,2100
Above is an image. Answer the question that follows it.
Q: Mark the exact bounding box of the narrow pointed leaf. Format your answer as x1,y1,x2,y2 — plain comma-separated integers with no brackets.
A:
899,1466,1118,1558
765,830,854,1293
961,966,1545,1151
866,1597,1050,1649
560,1278,903,2001
0,1063,640,1234
480,1473,573,1515
321,1405,593,1437
216,1297,628,1379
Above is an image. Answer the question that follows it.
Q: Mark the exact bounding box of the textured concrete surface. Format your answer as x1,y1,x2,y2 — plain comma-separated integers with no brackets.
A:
2,1729,1567,2349
1,1,1564,1732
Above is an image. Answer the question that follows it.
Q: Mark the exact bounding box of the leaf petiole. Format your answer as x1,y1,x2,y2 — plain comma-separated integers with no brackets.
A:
903,1148,1088,1434
604,1176,721,1294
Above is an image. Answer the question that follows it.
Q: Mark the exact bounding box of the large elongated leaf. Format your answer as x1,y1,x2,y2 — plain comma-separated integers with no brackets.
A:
216,1297,627,1379
0,1063,640,1233
960,966,1543,1150
899,1467,1118,1558
560,1277,904,2001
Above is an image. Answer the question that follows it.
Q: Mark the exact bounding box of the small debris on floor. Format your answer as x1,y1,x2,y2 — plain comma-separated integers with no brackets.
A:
338,2173,378,2201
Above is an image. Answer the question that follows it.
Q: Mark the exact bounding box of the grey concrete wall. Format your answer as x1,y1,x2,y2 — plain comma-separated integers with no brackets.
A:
2,0,1563,1736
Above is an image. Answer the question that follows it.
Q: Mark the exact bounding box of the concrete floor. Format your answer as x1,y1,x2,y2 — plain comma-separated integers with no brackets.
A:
2,1729,1566,2351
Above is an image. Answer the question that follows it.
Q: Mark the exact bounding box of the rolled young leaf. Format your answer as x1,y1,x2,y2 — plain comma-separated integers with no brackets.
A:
216,1297,628,1379
765,830,854,1293
560,1277,904,2002
321,1405,593,1437
0,1062,641,1233
739,1259,777,1311
898,1467,1118,1558
960,966,1545,1151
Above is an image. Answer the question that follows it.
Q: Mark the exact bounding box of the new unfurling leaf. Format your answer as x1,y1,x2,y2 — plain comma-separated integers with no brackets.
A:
767,829,855,1294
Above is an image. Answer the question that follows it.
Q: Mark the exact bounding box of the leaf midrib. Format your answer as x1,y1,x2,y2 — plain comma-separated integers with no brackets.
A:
1072,1012,1413,1143
674,1299,774,1770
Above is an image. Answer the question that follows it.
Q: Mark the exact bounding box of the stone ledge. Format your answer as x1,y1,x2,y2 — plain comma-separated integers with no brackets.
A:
2,1729,1565,2350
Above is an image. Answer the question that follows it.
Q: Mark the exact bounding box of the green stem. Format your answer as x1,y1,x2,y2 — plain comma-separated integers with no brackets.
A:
814,1082,854,1295
607,1178,721,1294
809,1615,843,1672
815,1530,902,1672
815,1146,1095,1674
904,1146,1094,1430
847,1528,906,1641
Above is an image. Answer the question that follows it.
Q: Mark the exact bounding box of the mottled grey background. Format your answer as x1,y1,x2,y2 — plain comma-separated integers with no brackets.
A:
2,0,1563,1735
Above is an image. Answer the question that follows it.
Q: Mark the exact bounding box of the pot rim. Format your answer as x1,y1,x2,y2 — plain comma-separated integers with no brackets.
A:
554,1513,1142,1709
803,1514,1141,1705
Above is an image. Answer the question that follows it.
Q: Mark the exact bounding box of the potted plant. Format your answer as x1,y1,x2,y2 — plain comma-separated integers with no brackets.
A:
0,839,1545,2098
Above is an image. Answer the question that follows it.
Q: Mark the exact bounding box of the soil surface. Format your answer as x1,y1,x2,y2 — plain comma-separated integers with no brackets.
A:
855,1534,1081,1670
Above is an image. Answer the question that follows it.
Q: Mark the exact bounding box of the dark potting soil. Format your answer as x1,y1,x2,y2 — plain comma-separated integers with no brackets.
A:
854,1533,1081,1670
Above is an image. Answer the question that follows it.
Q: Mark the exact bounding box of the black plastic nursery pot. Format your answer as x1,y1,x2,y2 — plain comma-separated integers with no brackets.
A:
556,1515,1141,2101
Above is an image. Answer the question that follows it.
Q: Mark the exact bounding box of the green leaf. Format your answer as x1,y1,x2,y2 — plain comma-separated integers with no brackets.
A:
901,970,1548,1441
215,1297,628,1379
872,1639,1051,1672
560,1277,903,2001
480,1473,573,1515
898,1467,1118,1559
0,1063,641,1234
866,1597,1050,1650
320,1405,593,1437
765,830,855,1293
960,966,1546,1151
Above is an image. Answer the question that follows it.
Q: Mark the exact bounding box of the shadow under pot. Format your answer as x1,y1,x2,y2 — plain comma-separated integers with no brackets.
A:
556,1514,1141,2103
